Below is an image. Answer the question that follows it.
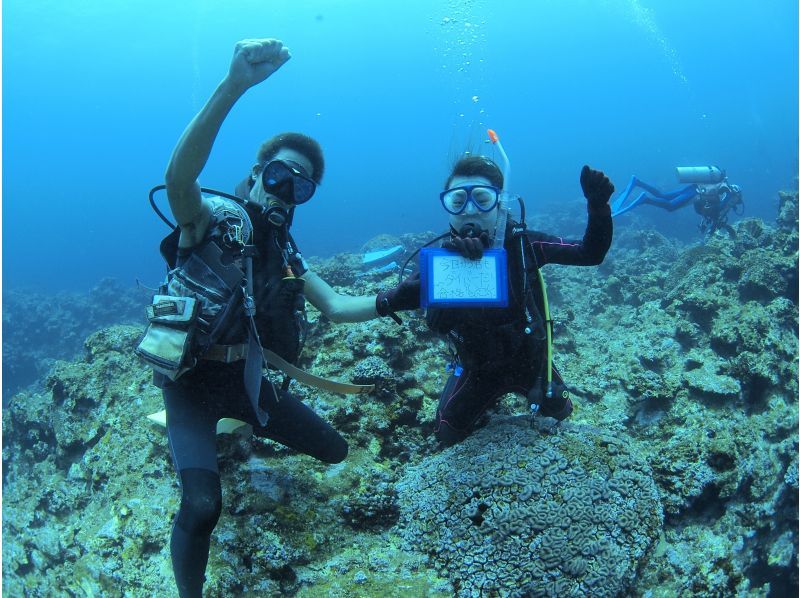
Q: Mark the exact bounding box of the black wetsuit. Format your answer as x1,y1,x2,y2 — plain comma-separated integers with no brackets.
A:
426,205,612,446
693,183,743,237
162,214,346,597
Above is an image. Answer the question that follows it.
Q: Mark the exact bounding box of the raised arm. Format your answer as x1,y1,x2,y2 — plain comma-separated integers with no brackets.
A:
529,165,614,266
164,39,291,247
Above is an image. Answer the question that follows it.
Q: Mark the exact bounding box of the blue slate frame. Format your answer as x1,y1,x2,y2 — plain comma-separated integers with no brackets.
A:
420,248,509,308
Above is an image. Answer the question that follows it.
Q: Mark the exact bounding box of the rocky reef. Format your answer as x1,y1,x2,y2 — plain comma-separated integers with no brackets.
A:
2,278,147,398
2,191,797,596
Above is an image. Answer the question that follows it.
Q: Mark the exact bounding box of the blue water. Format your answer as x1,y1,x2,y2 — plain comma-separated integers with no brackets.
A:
3,0,797,292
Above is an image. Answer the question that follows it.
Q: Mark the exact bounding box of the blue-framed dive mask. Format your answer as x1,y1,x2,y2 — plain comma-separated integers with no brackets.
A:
261,159,317,205
440,185,500,215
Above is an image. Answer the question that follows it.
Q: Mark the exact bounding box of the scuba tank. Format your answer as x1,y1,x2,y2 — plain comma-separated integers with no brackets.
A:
676,166,725,185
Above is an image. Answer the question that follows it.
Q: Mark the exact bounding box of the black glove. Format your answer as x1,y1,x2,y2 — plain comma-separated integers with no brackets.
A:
580,165,614,209
376,273,421,324
442,227,490,260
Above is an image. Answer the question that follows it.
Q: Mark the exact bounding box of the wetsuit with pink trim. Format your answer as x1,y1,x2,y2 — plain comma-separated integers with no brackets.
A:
425,203,612,446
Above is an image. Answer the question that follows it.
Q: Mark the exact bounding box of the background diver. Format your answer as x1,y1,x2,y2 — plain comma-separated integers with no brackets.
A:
610,165,744,237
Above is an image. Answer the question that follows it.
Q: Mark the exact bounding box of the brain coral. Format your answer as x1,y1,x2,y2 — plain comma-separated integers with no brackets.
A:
396,417,663,597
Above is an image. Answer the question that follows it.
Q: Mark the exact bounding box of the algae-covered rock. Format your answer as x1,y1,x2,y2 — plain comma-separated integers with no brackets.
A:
351,355,397,394
683,363,741,401
338,470,400,529
307,252,362,287
3,325,176,596
2,279,147,397
776,189,798,229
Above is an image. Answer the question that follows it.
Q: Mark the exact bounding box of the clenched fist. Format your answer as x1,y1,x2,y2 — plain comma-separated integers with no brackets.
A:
227,38,291,93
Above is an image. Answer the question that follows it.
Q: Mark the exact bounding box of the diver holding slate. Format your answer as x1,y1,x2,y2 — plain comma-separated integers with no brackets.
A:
385,131,614,446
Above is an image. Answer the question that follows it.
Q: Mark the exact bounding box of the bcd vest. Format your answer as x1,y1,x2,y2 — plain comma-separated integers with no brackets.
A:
136,196,306,381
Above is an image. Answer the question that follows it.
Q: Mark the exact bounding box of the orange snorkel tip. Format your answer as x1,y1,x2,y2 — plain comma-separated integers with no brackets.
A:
486,128,510,191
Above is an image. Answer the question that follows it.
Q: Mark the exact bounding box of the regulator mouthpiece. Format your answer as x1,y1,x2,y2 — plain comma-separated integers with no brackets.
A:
265,202,288,227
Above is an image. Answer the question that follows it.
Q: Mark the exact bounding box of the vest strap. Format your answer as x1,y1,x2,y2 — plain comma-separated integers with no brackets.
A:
203,343,249,362
200,344,376,396
263,349,375,396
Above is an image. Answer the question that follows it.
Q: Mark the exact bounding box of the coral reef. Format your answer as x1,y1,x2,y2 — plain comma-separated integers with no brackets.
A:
2,191,797,596
397,417,662,597
541,191,799,595
2,326,173,595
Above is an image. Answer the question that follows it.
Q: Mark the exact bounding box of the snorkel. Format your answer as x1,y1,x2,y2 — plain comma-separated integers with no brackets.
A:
488,129,511,249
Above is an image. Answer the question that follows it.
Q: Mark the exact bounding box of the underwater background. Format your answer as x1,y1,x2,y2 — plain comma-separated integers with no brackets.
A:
2,0,799,597
2,0,798,291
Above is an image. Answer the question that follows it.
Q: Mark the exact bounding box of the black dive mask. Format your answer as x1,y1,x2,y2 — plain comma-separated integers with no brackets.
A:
261,160,316,205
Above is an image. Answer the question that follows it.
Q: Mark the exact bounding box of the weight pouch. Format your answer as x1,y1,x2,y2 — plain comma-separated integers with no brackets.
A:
135,295,200,380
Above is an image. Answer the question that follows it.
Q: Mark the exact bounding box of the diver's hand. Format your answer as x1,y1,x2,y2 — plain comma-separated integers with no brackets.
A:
226,39,291,94
376,273,421,316
376,273,421,324
580,165,614,209
442,231,490,260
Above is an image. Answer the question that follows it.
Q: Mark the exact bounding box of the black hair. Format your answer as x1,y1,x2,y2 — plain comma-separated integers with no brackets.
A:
257,132,325,184
445,155,503,189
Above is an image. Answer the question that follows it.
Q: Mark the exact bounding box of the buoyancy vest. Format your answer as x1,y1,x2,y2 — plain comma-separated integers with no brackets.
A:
158,196,308,365
162,197,254,355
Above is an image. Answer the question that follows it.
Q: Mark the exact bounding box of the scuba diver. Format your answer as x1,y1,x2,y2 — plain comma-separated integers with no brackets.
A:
381,133,614,446
610,166,744,238
141,38,416,597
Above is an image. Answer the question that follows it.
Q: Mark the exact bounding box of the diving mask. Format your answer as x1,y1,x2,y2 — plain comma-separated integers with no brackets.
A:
261,160,317,205
440,185,500,215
